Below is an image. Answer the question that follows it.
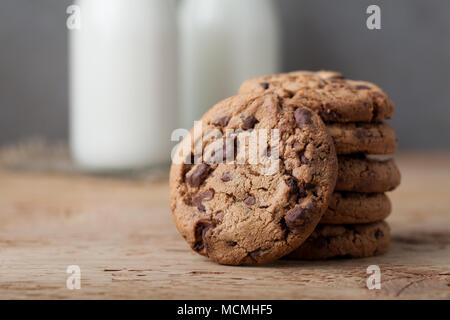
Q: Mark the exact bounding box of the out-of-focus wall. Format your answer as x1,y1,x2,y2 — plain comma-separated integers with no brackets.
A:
0,0,70,144
1,0,450,149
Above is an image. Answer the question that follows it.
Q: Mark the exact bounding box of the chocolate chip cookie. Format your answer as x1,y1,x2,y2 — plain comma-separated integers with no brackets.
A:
321,192,391,224
336,156,401,193
286,221,390,260
239,70,394,123
170,93,338,265
327,122,398,155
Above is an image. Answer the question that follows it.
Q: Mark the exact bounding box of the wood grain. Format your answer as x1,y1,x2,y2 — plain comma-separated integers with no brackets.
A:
0,153,449,299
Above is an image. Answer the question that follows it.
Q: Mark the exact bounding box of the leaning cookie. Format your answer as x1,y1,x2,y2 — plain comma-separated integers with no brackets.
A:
239,70,394,123
170,93,338,265
336,156,401,193
286,221,391,260
320,192,391,224
327,122,398,155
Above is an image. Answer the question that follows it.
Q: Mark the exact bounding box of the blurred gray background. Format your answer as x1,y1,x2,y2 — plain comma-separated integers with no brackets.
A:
1,0,449,149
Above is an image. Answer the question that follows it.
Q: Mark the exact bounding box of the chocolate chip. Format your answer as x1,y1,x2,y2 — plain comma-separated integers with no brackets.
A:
297,182,315,198
294,108,313,128
279,217,287,231
195,220,207,238
284,201,317,232
202,191,213,203
286,178,298,193
259,82,269,90
297,151,309,164
244,196,256,205
193,202,205,212
227,241,237,246
284,206,308,232
193,220,213,253
203,189,215,200
212,116,231,127
193,241,204,252
221,172,232,182
202,225,213,239
242,115,258,130
215,211,225,221
375,229,384,239
187,163,211,187
286,178,298,202
192,189,215,212
355,85,371,90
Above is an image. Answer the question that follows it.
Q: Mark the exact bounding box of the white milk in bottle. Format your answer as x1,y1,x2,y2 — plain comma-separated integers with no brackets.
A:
178,0,281,130
70,0,177,171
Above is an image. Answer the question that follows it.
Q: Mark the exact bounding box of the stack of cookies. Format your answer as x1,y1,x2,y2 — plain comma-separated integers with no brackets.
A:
170,70,400,265
239,71,400,260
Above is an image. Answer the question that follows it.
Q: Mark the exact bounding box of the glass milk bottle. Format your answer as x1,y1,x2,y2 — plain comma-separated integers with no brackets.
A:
178,0,281,130
70,0,177,171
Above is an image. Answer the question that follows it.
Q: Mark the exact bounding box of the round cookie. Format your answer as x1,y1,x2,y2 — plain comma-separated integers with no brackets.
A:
336,156,401,193
170,93,338,265
327,122,397,155
286,221,391,260
321,192,391,224
239,70,394,123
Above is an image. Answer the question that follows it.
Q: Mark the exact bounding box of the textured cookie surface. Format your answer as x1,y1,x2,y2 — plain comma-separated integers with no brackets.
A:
321,192,391,224
336,156,401,192
170,93,338,265
239,70,394,123
327,122,397,155
286,221,390,260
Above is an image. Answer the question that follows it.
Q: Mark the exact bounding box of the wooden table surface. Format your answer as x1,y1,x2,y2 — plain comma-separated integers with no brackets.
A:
0,153,449,300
